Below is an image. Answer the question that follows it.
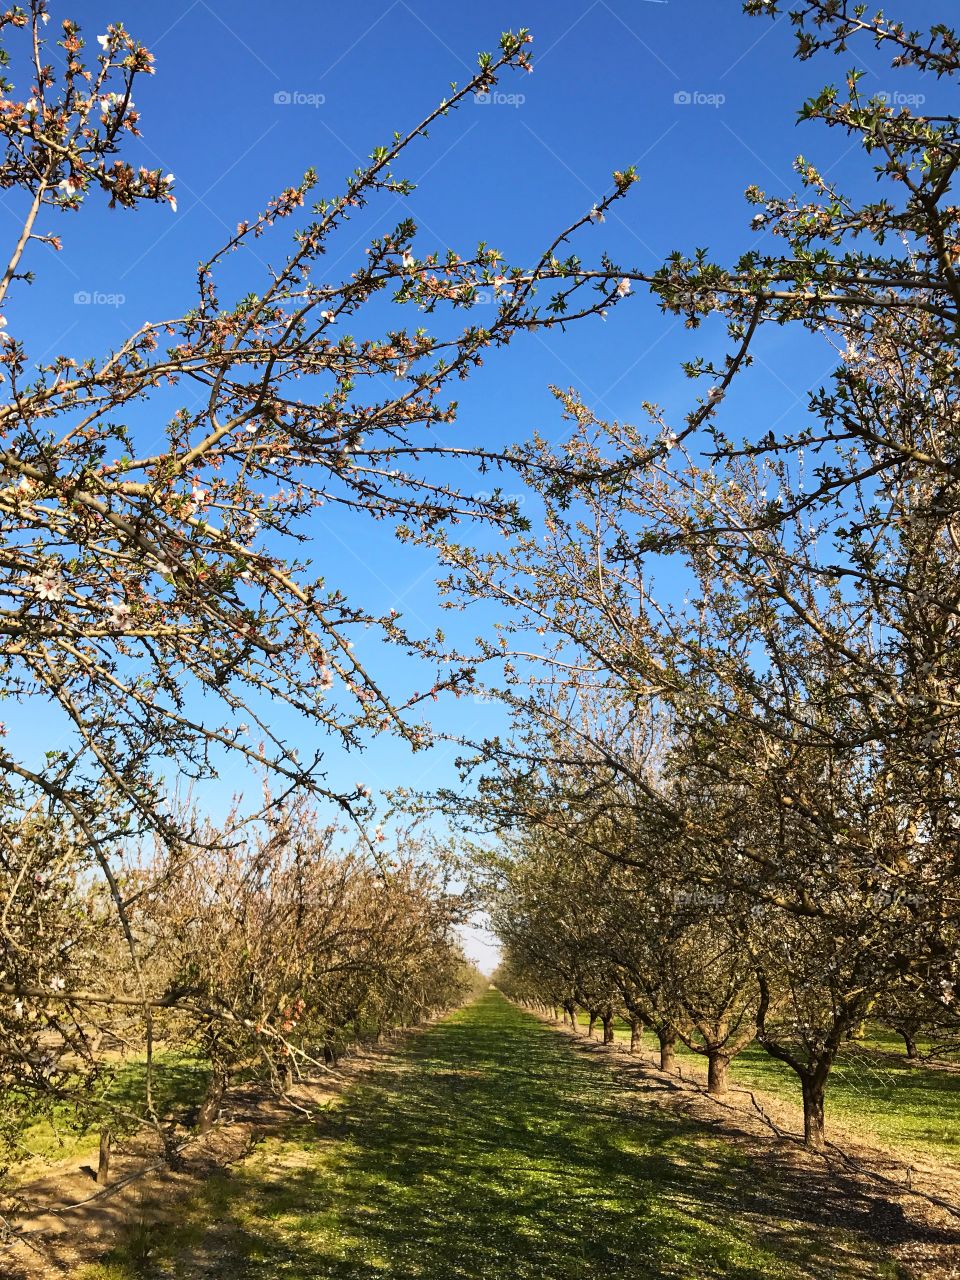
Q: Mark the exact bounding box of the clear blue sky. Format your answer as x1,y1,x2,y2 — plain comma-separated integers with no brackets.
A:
10,1,944,968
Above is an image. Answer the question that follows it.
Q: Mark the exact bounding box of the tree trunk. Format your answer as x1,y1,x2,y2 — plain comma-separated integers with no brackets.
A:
902,1031,918,1059
197,1068,228,1134
551,1005,559,1022
629,1018,642,1054
563,1000,577,1032
801,1076,826,1150
707,1050,730,1096
658,1030,677,1073
587,1011,597,1038
602,1014,615,1044
96,1128,111,1185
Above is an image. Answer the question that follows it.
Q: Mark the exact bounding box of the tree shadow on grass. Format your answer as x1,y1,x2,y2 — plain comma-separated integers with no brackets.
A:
105,994,956,1279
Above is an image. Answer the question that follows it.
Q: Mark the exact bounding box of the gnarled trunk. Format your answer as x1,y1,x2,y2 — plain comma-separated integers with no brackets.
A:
96,1128,112,1185
707,1050,730,1096
801,1076,826,1150
629,1018,642,1054
602,1013,615,1044
587,1010,598,1038
658,1029,677,1073
197,1067,228,1134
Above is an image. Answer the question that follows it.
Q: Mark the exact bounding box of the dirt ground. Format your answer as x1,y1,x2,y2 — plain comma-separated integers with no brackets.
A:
0,1034,412,1279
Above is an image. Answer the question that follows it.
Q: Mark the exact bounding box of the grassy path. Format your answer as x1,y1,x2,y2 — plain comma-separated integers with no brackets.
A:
87,991,905,1279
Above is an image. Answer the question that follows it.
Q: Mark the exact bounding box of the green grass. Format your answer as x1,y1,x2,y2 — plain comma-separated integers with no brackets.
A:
573,1015,960,1162
81,992,905,1279
15,1051,208,1174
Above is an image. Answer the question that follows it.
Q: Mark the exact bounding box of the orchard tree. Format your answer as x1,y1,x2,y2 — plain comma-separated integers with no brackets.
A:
437,417,960,1144
0,0,640,1145
144,795,471,1126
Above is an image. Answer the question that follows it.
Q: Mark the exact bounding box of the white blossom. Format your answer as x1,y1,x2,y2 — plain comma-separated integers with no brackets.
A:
30,569,65,602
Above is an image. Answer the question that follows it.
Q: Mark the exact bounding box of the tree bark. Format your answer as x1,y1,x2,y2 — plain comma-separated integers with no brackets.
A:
902,1031,918,1059
197,1068,228,1134
563,1000,578,1033
96,1128,111,1185
629,1018,642,1054
707,1050,730,1096
587,1011,597,1038
801,1075,826,1150
658,1029,677,1072
602,1013,615,1044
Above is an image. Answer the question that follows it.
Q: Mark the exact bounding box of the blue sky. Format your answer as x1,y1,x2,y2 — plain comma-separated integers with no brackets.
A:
9,1,944,967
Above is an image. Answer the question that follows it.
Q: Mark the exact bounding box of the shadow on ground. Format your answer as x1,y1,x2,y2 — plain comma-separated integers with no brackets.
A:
88,992,953,1279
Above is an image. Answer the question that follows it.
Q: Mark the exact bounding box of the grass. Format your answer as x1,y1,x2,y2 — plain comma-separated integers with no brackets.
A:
80,992,906,1279
573,1014,960,1162
14,1051,208,1176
